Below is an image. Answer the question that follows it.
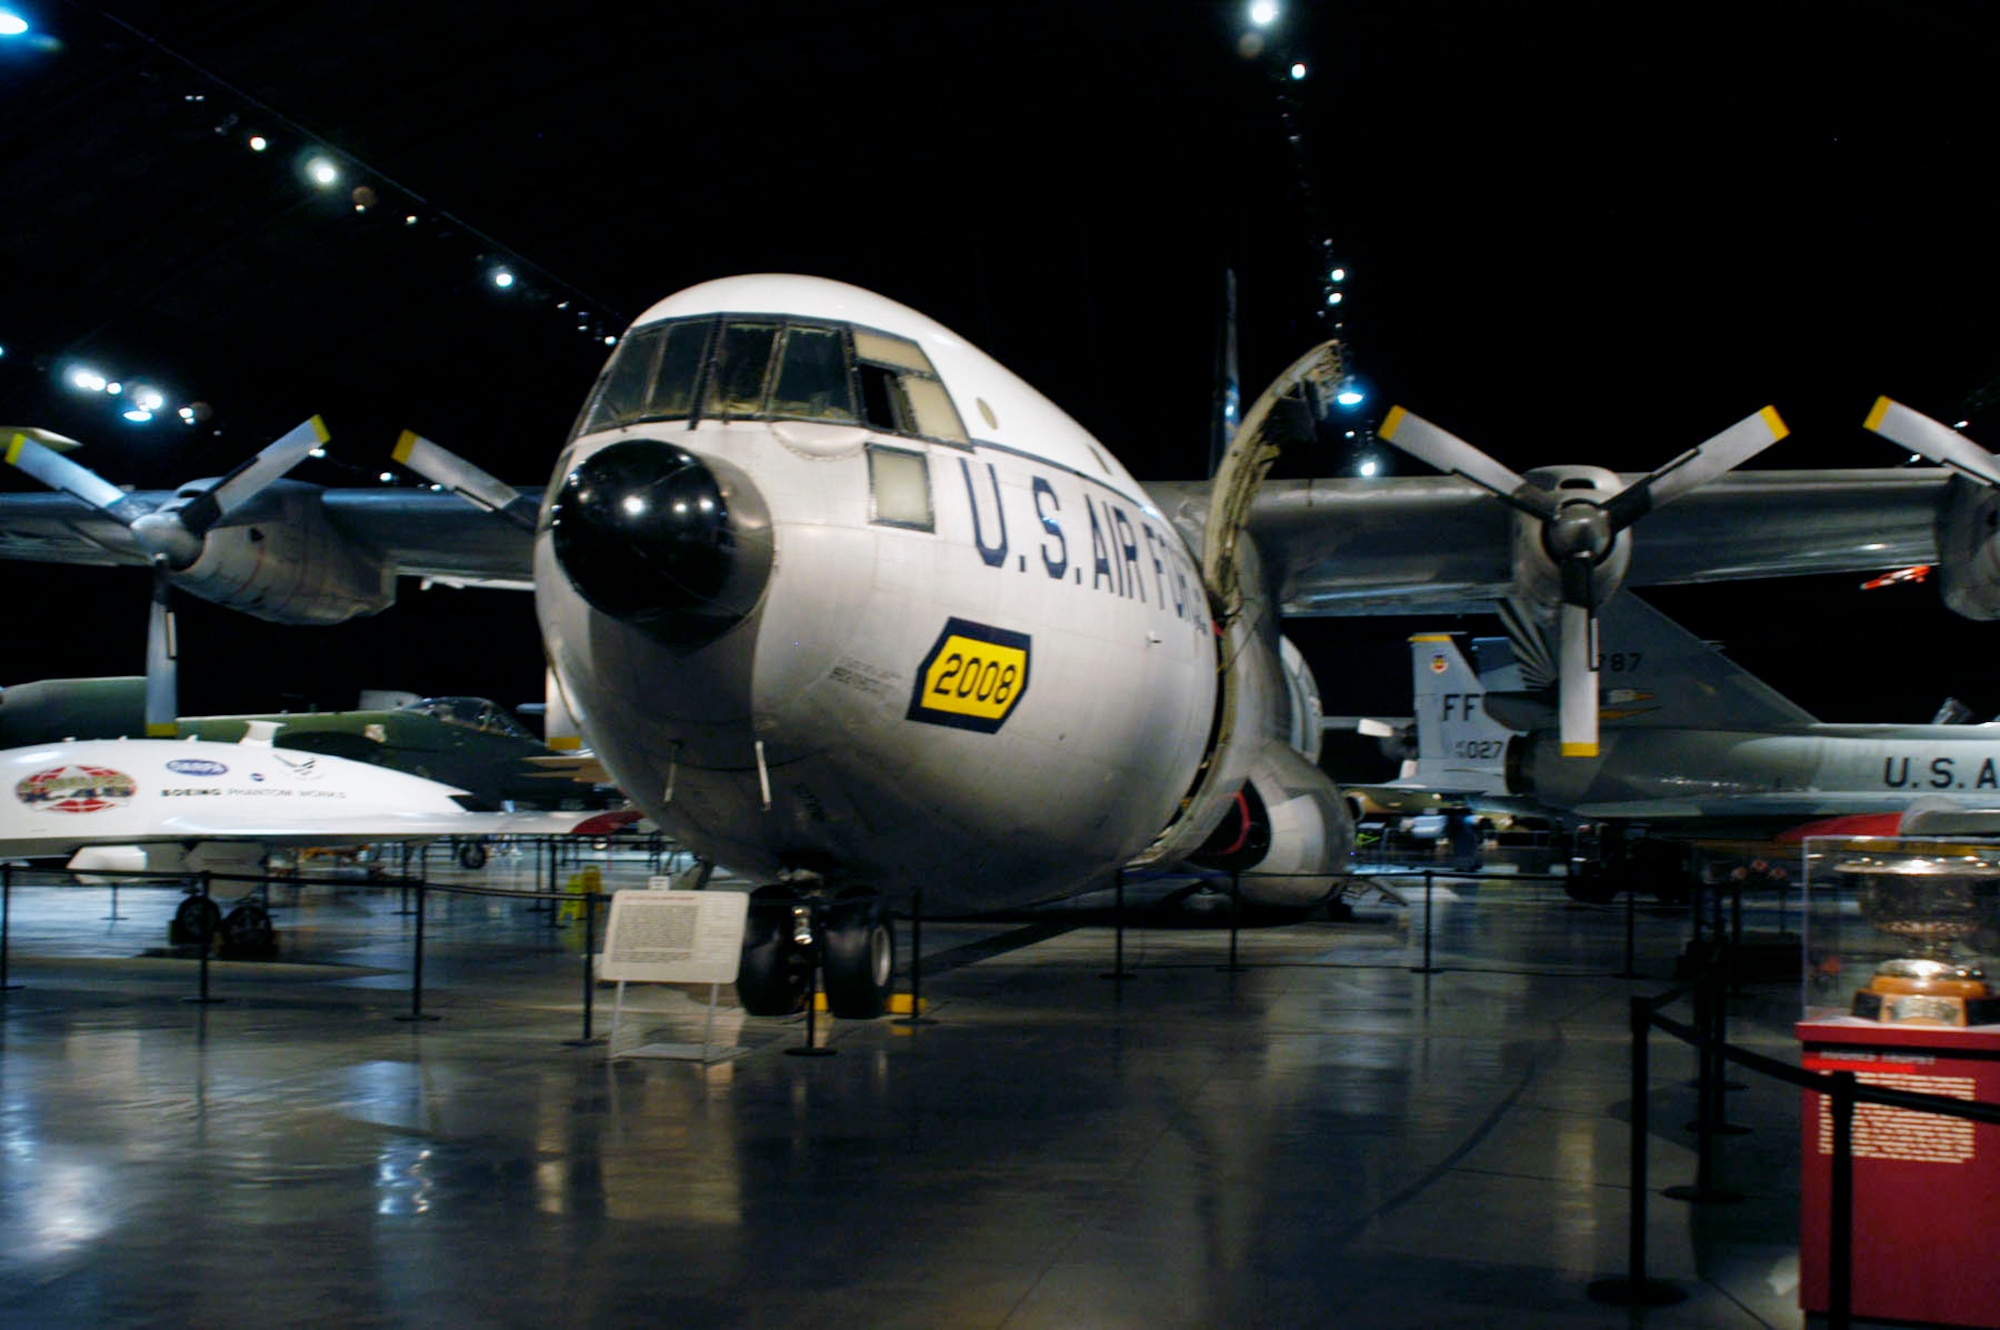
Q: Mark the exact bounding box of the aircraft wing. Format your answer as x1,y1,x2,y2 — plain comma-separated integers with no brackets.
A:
0,808,592,860
0,485,534,584
1149,468,1947,616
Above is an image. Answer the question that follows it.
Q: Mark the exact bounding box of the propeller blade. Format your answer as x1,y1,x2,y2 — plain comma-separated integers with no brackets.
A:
1377,407,1560,520
204,415,330,523
5,431,145,517
1863,397,2000,487
1557,600,1599,757
1603,406,1788,530
393,430,535,528
144,563,178,737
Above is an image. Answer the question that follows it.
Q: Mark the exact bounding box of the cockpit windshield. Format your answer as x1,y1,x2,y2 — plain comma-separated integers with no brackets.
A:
577,316,968,445
403,696,537,740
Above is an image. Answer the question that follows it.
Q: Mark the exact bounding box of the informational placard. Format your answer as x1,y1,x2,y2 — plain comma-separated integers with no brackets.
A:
598,889,747,985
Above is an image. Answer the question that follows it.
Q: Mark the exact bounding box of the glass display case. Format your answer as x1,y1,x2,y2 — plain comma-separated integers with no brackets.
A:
1801,836,2000,1026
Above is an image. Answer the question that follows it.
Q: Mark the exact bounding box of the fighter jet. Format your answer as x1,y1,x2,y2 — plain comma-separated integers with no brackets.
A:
1405,593,2000,899
4,280,1990,1015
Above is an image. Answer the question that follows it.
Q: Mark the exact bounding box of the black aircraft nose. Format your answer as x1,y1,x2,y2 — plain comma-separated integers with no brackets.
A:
549,440,772,646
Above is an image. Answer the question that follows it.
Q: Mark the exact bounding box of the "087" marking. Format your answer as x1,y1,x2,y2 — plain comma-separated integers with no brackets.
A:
907,618,1032,733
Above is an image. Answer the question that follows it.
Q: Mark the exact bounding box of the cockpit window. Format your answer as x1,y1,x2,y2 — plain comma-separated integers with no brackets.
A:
404,696,536,740
768,324,858,422
574,314,967,445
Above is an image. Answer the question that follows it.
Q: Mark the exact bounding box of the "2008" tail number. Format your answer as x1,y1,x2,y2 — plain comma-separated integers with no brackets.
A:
907,618,1032,733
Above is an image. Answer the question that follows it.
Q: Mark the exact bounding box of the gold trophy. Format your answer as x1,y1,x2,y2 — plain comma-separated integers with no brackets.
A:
1836,847,2000,1026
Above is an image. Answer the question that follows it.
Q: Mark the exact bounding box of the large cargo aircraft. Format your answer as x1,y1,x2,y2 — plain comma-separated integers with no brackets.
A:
5,279,1993,1013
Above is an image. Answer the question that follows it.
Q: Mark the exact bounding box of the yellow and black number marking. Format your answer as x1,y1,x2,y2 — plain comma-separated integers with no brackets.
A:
907,618,1031,734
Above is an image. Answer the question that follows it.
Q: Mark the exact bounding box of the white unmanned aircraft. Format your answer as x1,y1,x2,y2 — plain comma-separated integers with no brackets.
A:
3,279,1987,1017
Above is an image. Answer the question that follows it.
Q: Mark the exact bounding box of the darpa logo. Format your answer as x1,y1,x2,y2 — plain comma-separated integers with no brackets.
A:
165,759,228,777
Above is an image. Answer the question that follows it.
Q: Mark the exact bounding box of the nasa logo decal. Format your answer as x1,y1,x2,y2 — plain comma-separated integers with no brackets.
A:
166,758,229,777
1429,653,1449,675
15,764,138,814
907,617,1031,734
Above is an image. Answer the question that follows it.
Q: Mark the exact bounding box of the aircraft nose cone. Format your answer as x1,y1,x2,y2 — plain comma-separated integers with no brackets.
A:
549,440,772,646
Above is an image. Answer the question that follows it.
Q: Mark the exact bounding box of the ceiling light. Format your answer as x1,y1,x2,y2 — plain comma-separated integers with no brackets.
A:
1330,267,1346,282
69,368,107,392
306,157,340,187
1249,1,1279,26
378,472,395,483
1358,458,1378,478
122,409,154,424
491,267,516,289
134,388,164,411
1290,63,1307,80
1326,291,1343,305
248,135,268,152
0,11,29,37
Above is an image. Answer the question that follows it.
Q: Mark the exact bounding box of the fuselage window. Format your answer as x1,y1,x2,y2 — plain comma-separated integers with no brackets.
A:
868,444,934,531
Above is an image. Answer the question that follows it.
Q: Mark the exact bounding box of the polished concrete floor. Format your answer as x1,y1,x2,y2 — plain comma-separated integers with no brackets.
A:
0,854,1833,1327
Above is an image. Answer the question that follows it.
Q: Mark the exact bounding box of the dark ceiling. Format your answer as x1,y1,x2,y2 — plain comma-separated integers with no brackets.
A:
3,1,1999,722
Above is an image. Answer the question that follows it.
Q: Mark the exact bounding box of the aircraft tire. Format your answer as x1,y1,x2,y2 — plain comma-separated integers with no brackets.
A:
219,902,279,960
170,895,222,948
822,895,894,1020
736,891,810,1016
458,840,488,871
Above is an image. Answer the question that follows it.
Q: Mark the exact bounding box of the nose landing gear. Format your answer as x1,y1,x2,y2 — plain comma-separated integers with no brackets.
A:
736,885,894,1019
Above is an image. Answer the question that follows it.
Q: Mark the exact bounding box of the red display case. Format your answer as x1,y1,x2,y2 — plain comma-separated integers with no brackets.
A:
1797,1019,2000,1327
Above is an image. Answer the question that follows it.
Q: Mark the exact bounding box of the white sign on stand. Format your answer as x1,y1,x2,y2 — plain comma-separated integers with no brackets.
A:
599,888,749,1062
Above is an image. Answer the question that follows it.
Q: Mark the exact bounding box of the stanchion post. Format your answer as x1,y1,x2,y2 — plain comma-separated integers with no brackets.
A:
397,876,440,1024
1220,870,1246,974
786,928,837,1058
1829,1071,1856,1330
565,888,602,1046
185,871,224,1006
1101,867,1133,981
1618,877,1640,978
1588,996,1685,1306
895,886,935,1026
1411,870,1437,973
0,862,19,992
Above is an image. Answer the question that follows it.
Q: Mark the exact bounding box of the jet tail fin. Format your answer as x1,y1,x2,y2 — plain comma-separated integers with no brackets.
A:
1407,634,1511,794
1587,594,1817,729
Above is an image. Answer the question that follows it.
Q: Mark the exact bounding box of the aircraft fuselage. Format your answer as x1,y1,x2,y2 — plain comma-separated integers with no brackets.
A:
536,277,1223,912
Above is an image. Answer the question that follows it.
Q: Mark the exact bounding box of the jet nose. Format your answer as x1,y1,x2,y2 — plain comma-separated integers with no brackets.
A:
549,440,773,646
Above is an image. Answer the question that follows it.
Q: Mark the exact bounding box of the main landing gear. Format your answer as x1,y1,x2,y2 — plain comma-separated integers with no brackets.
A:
736,884,894,1020
169,889,279,960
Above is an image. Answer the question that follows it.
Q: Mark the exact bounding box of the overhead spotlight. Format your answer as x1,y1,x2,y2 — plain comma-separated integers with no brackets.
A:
1956,420,1971,430
378,471,395,484
1330,267,1346,282
69,367,108,392
1326,291,1343,305
1358,457,1379,478
122,409,155,424
603,335,617,346
133,388,165,411
1290,62,1307,80
0,11,29,37
1336,386,1365,407
105,381,123,395
308,445,327,458
248,134,268,152
306,156,340,187
1249,0,1279,26
404,214,419,226
351,185,377,212
177,406,196,423
491,267,516,289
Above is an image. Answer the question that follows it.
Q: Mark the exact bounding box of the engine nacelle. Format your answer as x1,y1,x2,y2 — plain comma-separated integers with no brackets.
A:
168,483,396,625
1935,473,2000,620
1510,466,1631,612
1188,738,1355,907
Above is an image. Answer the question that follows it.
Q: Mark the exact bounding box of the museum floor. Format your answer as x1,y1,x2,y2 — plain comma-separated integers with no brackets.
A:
0,855,1847,1327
